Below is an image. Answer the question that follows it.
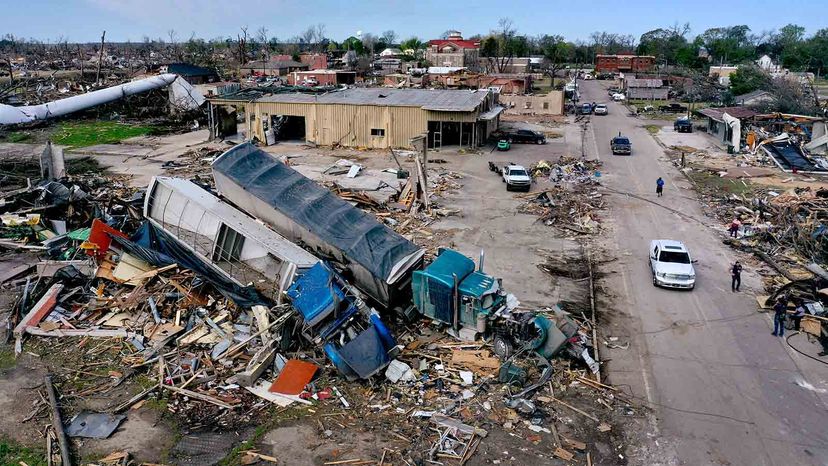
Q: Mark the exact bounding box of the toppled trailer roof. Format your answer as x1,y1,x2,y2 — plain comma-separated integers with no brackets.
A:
212,143,425,308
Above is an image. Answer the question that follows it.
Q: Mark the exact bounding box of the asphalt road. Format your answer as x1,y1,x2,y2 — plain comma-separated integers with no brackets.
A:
580,80,828,465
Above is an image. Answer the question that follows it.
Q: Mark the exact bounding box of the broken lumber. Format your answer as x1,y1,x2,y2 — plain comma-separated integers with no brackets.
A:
44,375,73,466
13,283,64,336
163,385,235,409
549,396,599,422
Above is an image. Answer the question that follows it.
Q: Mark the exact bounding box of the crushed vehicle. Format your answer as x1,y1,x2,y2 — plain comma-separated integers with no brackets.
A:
649,239,696,290
287,261,398,381
500,164,532,192
674,117,693,133
611,133,632,155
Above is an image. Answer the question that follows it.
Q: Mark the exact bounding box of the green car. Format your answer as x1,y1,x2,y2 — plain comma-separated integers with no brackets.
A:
497,139,511,151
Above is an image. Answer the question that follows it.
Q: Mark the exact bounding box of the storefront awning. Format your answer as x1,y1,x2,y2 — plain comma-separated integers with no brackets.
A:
478,106,505,121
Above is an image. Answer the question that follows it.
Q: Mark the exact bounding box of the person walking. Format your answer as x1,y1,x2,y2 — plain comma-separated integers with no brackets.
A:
731,261,742,292
728,218,741,238
772,298,787,337
656,177,665,197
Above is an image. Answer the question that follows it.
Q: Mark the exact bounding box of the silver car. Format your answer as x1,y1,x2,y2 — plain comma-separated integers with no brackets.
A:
593,104,608,115
649,239,696,290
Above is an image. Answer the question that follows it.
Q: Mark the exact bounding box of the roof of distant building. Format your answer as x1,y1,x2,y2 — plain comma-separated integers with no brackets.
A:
429,39,480,49
734,89,773,102
218,88,492,112
242,60,307,70
165,62,218,77
626,78,664,88
697,106,758,121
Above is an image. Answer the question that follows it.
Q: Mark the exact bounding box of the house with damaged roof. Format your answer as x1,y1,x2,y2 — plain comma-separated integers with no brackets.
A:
207,87,503,149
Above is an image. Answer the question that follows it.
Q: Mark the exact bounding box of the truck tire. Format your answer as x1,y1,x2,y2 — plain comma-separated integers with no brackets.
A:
493,334,514,359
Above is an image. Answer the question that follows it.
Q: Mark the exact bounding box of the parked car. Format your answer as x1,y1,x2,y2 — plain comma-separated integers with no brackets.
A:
674,117,693,133
659,103,688,113
497,139,511,151
612,93,626,101
502,164,532,192
649,240,696,290
580,103,593,115
610,134,632,155
593,104,608,115
506,129,546,144
607,87,621,96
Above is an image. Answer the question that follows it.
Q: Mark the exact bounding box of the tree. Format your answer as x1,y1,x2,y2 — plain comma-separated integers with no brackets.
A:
480,18,530,73
699,25,754,64
729,65,771,95
637,23,691,64
400,36,424,61
537,34,570,83
361,33,377,57
342,36,364,55
381,30,397,47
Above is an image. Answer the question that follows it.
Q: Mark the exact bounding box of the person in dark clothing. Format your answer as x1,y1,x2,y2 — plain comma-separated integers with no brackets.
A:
792,299,806,331
731,261,742,292
656,177,665,197
772,298,787,337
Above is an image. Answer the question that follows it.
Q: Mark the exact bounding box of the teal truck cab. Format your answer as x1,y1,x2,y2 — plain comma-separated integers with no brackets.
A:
411,248,571,362
412,249,505,332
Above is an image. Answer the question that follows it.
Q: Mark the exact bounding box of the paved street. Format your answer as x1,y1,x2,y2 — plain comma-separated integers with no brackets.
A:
581,80,828,465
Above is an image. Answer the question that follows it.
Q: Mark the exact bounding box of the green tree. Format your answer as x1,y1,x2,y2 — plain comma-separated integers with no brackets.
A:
729,65,771,95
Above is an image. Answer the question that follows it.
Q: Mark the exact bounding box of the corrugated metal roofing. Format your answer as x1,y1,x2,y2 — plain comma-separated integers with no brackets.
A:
626,78,664,88
697,106,758,121
256,88,491,112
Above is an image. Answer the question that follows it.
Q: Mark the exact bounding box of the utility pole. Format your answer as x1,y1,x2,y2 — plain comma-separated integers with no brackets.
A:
96,30,106,85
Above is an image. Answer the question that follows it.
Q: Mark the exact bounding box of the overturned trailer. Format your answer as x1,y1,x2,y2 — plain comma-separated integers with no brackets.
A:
212,143,425,310
143,176,320,299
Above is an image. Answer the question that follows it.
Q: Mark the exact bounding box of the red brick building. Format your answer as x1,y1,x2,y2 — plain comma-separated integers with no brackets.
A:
595,54,655,73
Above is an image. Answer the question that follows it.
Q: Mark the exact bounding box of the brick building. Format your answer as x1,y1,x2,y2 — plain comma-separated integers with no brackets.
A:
595,55,655,73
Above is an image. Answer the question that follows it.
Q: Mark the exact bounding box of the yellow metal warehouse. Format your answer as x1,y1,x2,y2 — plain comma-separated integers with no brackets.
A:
208,88,503,150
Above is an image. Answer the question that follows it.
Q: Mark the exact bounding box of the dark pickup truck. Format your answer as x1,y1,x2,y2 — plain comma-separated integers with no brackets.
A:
611,134,632,155
659,103,688,113
503,129,546,144
674,118,693,133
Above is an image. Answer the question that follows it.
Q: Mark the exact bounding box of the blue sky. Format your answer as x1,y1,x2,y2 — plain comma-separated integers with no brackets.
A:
3,0,825,43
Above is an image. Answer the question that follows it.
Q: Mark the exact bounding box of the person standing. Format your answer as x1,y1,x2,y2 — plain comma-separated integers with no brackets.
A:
772,298,787,337
792,299,806,331
656,177,665,197
731,261,742,292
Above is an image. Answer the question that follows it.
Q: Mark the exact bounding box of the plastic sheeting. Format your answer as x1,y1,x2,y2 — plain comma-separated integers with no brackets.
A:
113,222,269,308
212,143,424,308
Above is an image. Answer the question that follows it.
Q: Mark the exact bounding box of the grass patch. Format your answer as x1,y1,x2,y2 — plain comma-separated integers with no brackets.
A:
1,132,32,143
0,348,15,371
685,166,755,197
52,121,154,148
644,124,661,134
0,438,47,466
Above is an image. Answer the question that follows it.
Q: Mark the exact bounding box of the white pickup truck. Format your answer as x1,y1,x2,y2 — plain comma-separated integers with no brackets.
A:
502,164,532,192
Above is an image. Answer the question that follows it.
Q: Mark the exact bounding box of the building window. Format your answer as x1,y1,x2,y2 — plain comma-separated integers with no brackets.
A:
213,224,245,262
371,128,385,137
524,102,531,109
543,102,549,110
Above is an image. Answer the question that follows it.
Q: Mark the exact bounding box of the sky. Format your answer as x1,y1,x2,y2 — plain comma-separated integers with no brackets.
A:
2,0,826,44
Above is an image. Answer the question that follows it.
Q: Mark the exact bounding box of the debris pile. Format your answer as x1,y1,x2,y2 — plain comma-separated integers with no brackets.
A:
0,142,630,465
517,158,604,234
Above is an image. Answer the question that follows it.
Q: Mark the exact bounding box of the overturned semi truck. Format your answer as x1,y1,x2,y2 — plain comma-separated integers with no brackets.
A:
211,144,577,362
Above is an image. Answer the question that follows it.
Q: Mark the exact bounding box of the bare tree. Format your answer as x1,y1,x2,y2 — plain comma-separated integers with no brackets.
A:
257,26,270,62
381,30,397,47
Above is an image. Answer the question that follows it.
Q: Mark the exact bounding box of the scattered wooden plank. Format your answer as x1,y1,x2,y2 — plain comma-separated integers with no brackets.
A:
14,284,64,336
44,375,72,466
549,396,599,423
553,447,575,461
163,385,235,409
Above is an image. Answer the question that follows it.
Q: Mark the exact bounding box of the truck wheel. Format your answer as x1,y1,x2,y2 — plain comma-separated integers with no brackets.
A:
493,334,514,359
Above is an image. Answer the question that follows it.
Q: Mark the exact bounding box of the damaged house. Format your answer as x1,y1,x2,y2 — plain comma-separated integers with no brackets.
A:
208,87,503,149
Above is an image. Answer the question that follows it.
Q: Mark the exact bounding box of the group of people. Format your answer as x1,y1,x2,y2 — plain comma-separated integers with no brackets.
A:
772,296,808,337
